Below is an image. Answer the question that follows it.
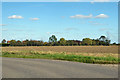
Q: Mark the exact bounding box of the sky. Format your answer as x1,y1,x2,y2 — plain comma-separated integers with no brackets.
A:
1,2,118,43
1,0,119,2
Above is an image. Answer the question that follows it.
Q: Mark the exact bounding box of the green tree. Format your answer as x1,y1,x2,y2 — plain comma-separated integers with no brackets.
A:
49,35,57,43
10,40,16,46
2,39,6,43
99,36,110,46
59,38,66,46
82,38,92,45
37,41,43,46
105,39,111,46
113,42,116,45
43,42,48,46
92,39,96,45
49,35,57,46
66,40,74,46
99,36,106,42
95,39,100,45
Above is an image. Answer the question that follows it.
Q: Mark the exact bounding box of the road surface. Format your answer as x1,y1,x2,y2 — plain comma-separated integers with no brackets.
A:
2,57,118,78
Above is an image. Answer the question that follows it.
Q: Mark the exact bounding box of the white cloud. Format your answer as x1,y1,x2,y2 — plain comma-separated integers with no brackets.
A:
70,14,109,19
0,24,7,26
95,14,109,18
8,15,23,19
60,0,81,2
30,18,39,21
70,14,93,19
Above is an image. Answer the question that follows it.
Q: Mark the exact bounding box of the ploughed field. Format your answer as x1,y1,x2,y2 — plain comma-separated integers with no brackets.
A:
2,46,118,54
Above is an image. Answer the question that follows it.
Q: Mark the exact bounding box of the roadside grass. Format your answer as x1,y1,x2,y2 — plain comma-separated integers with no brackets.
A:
1,51,119,64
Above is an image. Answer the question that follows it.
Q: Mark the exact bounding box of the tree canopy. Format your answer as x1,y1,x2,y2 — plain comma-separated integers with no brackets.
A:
1,35,114,46
82,38,92,45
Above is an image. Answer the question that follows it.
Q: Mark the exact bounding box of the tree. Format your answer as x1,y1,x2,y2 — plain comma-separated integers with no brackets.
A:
113,42,116,45
23,39,29,46
92,39,96,45
16,40,22,46
2,39,6,43
95,39,100,45
43,42,48,46
37,40,43,46
9,40,16,46
28,40,35,46
82,38,92,45
49,35,57,46
66,40,74,46
59,38,66,46
99,36,106,42
105,39,111,46
99,36,110,46
1,39,10,46
49,35,57,43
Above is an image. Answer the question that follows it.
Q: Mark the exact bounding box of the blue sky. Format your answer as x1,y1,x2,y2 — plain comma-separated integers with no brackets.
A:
2,2,118,43
2,0,119,2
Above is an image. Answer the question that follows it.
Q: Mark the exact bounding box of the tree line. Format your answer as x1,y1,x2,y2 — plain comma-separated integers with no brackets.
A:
1,35,117,46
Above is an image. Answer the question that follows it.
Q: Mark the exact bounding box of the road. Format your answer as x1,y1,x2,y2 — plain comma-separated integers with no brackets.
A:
2,57,118,78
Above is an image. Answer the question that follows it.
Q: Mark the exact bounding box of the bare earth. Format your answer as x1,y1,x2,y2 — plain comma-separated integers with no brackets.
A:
2,46,118,53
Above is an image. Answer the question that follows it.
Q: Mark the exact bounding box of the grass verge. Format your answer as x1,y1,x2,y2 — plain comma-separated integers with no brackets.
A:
1,51,119,64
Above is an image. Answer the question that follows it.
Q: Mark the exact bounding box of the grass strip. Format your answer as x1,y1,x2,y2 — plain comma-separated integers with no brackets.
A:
1,51,119,64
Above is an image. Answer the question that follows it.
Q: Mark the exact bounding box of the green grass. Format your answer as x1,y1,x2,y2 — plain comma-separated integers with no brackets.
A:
1,51,119,64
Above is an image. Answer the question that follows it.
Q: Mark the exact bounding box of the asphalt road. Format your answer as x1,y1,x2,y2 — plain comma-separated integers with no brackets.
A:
2,58,118,78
